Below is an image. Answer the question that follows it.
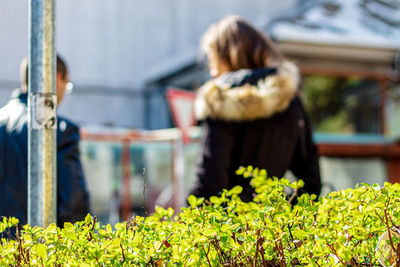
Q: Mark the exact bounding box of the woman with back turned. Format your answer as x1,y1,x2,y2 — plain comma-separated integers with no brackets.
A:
190,15,321,202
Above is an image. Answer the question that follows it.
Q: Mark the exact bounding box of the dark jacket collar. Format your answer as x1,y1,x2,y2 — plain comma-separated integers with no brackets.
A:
10,88,28,105
215,68,277,88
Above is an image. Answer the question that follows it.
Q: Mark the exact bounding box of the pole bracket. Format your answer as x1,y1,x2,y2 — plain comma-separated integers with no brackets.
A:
30,92,57,129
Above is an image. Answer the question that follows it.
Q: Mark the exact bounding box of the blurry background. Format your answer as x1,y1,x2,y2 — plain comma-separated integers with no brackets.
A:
0,0,399,224
0,0,295,129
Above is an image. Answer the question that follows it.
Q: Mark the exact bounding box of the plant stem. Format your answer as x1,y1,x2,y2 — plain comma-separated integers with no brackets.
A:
120,242,126,263
384,197,397,255
158,232,173,249
326,243,346,266
202,245,212,267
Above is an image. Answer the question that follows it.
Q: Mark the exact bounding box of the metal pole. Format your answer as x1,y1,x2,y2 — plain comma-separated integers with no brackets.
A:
121,139,132,221
173,134,185,209
28,0,57,227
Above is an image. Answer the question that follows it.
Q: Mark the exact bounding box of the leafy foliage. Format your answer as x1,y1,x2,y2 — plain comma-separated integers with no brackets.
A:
1,166,400,266
302,75,365,133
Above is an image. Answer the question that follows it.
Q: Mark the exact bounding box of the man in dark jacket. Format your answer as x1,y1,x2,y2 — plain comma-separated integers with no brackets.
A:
0,55,90,227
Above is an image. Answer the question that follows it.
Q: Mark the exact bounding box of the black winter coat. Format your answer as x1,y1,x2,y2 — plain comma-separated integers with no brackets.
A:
0,89,90,226
190,62,321,201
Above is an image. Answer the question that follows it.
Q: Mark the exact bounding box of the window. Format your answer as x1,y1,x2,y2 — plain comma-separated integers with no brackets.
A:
301,75,384,134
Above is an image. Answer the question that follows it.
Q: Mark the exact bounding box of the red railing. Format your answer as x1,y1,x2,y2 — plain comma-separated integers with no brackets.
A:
80,128,187,220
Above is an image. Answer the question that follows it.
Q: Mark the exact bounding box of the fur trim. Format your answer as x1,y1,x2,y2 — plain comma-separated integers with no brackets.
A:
195,61,300,121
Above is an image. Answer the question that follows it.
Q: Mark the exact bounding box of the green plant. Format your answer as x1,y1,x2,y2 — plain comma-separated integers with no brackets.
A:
302,75,364,133
1,166,399,266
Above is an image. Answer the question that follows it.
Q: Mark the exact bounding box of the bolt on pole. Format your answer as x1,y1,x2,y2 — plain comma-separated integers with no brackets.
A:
28,0,57,227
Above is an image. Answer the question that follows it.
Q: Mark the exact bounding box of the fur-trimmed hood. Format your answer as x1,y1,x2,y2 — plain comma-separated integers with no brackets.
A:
194,61,300,121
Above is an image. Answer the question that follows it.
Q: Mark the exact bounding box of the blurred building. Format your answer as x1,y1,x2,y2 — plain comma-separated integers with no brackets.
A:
268,0,400,135
0,0,296,129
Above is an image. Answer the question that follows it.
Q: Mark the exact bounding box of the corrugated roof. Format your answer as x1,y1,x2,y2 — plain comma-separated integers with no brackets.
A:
270,0,400,50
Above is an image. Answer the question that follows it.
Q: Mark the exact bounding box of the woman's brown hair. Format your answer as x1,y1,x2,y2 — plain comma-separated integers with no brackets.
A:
201,15,283,74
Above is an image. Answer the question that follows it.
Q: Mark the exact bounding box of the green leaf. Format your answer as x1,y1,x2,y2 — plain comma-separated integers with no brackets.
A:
45,223,57,234
84,214,92,225
203,228,217,237
63,222,74,230
63,231,78,240
106,224,113,233
297,179,305,188
292,229,308,239
188,195,197,207
36,243,46,259
227,186,243,196
235,166,245,175
210,196,222,205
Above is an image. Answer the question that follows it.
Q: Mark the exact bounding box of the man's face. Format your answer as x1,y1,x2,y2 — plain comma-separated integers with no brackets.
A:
56,72,69,104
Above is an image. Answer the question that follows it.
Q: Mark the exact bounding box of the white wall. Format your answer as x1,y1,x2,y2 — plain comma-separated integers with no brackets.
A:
0,0,296,128
0,1,28,86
